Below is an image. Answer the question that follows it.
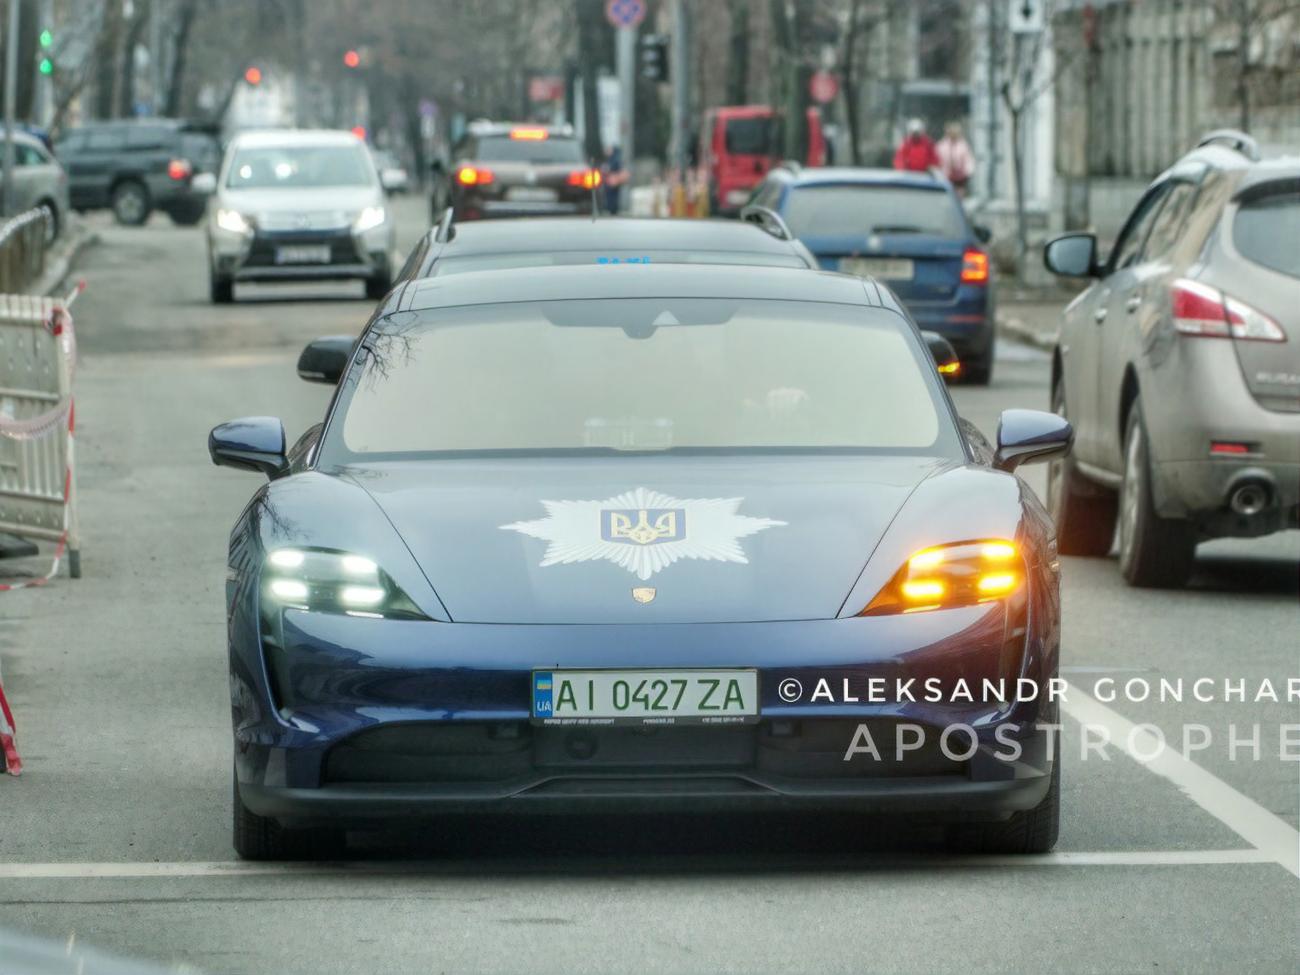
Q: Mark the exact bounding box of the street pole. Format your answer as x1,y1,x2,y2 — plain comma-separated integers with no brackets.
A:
2,0,19,217
670,0,690,176
986,0,999,201
616,22,635,205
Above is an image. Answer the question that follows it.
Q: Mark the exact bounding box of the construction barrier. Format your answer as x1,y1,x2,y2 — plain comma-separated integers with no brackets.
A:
0,282,83,585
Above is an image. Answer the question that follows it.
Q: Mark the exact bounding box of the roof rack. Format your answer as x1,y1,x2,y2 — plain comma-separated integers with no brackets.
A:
738,204,794,241
1195,129,1261,162
434,207,455,243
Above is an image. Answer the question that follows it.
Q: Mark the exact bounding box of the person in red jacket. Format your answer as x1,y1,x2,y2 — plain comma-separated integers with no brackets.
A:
893,118,939,172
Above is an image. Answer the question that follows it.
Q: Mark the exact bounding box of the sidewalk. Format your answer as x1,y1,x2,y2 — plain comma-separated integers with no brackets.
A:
997,299,1063,351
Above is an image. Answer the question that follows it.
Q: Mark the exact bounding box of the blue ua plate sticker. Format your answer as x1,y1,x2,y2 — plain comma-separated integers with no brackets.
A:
501,487,785,580
534,672,555,718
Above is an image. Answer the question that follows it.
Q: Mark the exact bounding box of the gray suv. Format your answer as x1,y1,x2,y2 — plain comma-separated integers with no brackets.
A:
1043,131,1299,587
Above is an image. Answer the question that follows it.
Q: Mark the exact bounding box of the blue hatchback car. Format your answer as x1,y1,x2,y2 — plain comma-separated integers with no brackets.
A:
749,166,997,383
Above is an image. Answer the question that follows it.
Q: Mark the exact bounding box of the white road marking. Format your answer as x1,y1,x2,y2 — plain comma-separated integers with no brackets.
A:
1062,680,1300,879
0,849,1279,881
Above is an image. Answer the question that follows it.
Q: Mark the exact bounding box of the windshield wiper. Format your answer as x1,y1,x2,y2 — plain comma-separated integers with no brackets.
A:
869,224,926,234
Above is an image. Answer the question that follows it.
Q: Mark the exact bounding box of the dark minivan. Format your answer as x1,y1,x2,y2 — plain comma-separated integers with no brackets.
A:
56,118,220,226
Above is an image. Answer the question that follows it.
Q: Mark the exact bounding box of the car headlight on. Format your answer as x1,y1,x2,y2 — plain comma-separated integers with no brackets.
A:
352,206,387,233
859,539,1022,616
215,207,252,234
263,548,427,620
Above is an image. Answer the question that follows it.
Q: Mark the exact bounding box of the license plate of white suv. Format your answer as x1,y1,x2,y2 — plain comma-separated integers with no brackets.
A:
532,669,759,725
275,245,330,264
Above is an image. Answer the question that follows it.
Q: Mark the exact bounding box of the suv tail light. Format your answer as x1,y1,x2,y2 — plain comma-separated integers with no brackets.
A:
960,248,989,284
456,166,494,186
567,169,602,189
167,158,192,181
1171,278,1285,342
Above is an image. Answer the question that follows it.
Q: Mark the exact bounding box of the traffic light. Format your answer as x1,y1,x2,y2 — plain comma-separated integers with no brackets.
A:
343,49,361,69
244,66,262,85
38,27,53,75
639,34,668,82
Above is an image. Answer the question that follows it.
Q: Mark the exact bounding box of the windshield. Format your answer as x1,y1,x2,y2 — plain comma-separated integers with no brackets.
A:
326,298,955,460
784,185,966,238
225,143,375,189
429,250,808,276
473,135,584,163
1232,187,1300,279
724,117,779,156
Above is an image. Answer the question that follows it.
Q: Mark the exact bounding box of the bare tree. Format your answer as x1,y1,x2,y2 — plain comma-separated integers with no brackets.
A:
1213,0,1300,131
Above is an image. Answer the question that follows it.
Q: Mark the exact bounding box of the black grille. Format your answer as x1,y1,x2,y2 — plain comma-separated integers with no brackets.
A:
245,230,359,268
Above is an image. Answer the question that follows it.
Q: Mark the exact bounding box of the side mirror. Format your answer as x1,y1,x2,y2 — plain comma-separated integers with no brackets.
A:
191,172,217,195
994,409,1073,473
921,330,960,383
297,335,355,384
379,169,401,192
973,224,993,244
209,417,288,478
1043,233,1098,278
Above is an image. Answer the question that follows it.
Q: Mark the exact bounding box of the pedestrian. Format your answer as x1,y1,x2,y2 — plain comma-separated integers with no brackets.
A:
936,121,976,196
602,144,629,214
893,118,939,173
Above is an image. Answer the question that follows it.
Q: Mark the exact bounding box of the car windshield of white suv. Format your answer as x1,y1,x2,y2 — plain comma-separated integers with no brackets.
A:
226,143,375,189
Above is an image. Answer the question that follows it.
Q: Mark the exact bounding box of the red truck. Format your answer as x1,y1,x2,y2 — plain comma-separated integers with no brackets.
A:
700,105,826,216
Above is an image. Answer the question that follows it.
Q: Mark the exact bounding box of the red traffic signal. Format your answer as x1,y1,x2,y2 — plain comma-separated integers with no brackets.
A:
244,66,262,85
343,49,361,68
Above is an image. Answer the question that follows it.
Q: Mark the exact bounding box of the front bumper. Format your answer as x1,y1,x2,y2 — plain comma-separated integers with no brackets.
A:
210,225,391,282
231,586,1059,826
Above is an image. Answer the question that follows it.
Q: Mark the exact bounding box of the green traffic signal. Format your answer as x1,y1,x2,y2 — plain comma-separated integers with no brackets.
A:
38,57,53,75
39,29,52,48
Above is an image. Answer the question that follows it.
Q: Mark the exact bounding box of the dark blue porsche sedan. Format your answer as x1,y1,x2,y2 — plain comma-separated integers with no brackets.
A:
210,264,1070,859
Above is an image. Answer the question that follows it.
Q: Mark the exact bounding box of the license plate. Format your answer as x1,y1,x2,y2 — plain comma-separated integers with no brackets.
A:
506,187,558,203
840,257,914,280
532,669,759,726
275,245,330,265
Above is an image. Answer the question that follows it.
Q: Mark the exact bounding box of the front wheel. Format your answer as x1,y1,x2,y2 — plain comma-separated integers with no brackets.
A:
233,772,344,861
1047,376,1117,556
365,271,392,301
209,270,233,304
946,761,1060,854
1117,400,1197,587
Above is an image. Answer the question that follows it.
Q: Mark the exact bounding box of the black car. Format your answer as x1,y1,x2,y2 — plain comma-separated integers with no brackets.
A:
55,118,220,226
432,122,598,221
397,207,818,283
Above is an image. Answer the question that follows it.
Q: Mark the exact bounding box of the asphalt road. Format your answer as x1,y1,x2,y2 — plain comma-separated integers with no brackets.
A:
1,197,1297,975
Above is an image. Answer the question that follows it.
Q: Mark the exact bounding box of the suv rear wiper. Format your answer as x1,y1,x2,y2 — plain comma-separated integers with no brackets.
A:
869,224,925,234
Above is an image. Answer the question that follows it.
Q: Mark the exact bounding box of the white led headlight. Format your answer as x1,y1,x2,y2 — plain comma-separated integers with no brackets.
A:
215,208,252,234
352,206,386,233
263,548,426,620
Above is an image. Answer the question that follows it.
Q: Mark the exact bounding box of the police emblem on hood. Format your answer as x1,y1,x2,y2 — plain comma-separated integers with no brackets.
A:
500,487,786,581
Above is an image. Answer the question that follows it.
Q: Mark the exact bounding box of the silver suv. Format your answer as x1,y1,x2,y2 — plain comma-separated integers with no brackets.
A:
1043,131,1299,587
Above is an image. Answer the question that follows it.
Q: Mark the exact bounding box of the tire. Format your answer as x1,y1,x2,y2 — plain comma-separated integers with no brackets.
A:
210,271,234,304
365,271,392,301
111,180,151,226
168,205,205,226
945,760,1060,854
961,351,994,386
1046,375,1117,556
1117,400,1197,587
232,771,344,861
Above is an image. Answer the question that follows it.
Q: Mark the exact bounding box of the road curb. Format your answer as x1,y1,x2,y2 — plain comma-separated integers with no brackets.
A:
998,313,1057,352
33,220,99,298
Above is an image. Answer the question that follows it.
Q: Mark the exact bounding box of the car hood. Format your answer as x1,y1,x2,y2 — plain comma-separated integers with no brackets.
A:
343,454,949,624
218,186,381,227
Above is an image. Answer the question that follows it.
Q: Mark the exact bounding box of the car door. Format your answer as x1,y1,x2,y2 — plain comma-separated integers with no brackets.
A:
1095,168,1203,473
1073,182,1170,465
11,142,42,212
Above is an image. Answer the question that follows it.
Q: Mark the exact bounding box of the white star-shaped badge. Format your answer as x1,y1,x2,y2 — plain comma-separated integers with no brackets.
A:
501,487,786,581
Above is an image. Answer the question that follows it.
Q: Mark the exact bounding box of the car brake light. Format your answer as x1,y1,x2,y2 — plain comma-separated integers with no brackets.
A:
960,248,989,284
167,158,192,181
567,169,602,189
456,166,494,186
510,127,548,141
1171,278,1285,342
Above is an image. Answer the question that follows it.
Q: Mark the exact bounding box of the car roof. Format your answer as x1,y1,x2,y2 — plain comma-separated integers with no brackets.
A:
778,166,946,189
433,217,804,256
229,128,363,149
394,263,878,315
